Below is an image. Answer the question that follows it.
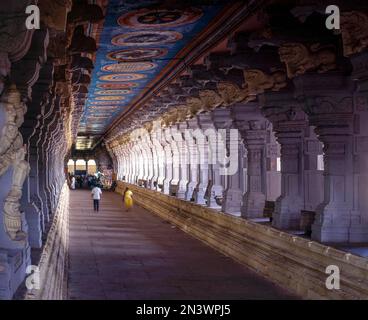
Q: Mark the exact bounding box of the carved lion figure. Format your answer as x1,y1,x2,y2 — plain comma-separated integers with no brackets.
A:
186,97,203,117
199,89,223,110
278,42,336,78
341,11,368,56
243,69,287,94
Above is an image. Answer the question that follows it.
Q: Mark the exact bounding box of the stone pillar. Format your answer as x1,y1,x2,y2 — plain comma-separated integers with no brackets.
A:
186,117,200,201
303,126,324,212
175,122,189,199
295,73,359,242
152,127,165,192
241,122,267,218
213,108,242,215
193,115,209,205
198,113,222,208
260,94,308,229
162,128,173,195
168,126,180,195
233,104,267,219
149,130,159,190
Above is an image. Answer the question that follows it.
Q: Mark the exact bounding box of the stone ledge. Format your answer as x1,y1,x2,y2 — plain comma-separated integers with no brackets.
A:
117,181,368,299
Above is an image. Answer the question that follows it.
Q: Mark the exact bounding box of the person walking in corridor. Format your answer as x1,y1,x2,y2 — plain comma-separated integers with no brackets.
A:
91,185,102,212
123,187,133,212
70,176,76,190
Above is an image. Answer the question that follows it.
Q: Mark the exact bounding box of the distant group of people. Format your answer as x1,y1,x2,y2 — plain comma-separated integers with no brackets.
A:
69,173,102,190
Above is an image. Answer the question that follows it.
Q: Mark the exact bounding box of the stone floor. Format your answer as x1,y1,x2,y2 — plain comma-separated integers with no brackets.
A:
67,190,296,300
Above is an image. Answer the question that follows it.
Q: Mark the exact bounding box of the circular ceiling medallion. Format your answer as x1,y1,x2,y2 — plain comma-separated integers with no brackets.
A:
99,73,146,82
118,7,203,28
95,96,125,101
95,89,131,95
97,82,137,89
101,62,157,72
90,106,119,111
92,101,125,105
107,48,168,62
112,31,182,46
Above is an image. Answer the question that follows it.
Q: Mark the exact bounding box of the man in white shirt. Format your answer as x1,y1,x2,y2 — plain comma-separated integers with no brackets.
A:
91,185,102,212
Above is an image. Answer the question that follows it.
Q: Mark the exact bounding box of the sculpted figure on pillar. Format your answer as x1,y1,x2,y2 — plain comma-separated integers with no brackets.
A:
244,69,287,94
186,96,203,116
198,89,223,111
278,42,337,78
0,85,30,241
340,11,368,57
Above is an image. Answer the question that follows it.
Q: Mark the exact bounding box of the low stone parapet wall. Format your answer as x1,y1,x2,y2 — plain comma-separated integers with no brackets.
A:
117,181,368,299
25,182,70,300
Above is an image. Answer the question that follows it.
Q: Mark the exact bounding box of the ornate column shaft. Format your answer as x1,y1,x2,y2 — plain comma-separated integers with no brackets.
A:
295,73,359,242
162,128,173,195
212,108,242,215
175,122,189,199
261,94,308,229
232,104,267,218
185,117,200,201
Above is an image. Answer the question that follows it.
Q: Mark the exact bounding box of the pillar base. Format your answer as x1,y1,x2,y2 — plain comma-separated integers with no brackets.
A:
241,191,266,218
162,180,170,195
222,188,243,215
177,180,188,200
272,196,304,230
207,184,223,209
185,181,197,201
194,183,207,205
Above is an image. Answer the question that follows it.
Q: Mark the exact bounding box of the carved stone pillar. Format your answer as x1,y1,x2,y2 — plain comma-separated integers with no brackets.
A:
185,117,200,201
213,108,242,215
175,122,189,199
261,93,308,229
152,127,165,192
168,126,180,195
295,73,360,242
162,128,173,195
232,104,267,218
193,115,209,205
198,113,222,208
303,126,324,212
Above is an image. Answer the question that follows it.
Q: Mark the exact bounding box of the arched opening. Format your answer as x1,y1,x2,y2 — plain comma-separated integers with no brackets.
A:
87,159,97,175
75,159,87,175
67,159,75,174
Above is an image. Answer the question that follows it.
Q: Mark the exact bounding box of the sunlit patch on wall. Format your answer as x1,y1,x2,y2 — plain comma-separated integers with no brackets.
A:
111,31,183,46
107,48,168,62
99,73,146,81
118,7,203,28
101,62,157,72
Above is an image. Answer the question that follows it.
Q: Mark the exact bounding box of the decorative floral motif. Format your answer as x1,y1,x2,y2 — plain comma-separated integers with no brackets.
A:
95,96,125,101
99,73,146,81
97,82,138,89
101,62,157,72
112,31,182,46
95,89,131,95
107,48,168,62
118,7,203,28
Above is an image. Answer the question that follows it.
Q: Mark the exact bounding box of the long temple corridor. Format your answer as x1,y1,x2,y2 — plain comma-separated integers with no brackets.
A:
68,190,294,300
1,0,368,302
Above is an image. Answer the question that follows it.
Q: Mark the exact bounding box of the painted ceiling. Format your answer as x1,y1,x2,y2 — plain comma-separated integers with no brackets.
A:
76,0,226,150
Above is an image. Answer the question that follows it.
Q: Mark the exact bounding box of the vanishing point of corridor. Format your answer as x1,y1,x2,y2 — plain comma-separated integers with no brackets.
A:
68,190,293,300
